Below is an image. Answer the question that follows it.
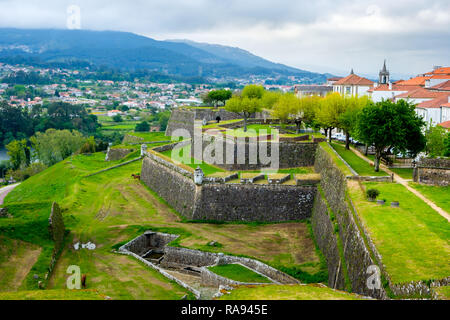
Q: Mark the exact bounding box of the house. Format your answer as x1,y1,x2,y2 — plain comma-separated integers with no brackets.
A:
294,85,332,97
332,70,374,96
414,95,450,126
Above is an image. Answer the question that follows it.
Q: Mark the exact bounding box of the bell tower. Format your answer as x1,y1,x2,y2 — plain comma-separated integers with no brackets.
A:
379,60,390,84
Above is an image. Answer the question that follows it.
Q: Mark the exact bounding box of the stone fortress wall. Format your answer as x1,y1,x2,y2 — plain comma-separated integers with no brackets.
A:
414,158,450,186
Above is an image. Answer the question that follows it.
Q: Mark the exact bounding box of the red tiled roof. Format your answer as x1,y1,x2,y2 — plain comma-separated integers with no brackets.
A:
327,77,343,81
430,75,450,80
396,76,430,86
368,84,421,93
430,80,450,91
333,74,374,86
438,120,450,129
432,67,450,75
395,88,448,99
416,95,450,109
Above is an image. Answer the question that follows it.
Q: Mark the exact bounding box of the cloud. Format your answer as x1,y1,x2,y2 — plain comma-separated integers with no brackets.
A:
0,0,448,77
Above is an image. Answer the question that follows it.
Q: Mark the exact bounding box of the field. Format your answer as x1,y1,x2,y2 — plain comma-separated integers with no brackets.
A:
218,284,366,300
347,181,450,284
390,168,413,180
331,142,389,176
0,151,325,299
208,264,272,283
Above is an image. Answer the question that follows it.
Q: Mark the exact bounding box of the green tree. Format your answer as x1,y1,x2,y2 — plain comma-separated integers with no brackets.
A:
261,91,282,109
135,121,150,132
225,96,262,132
356,99,426,172
339,95,369,149
444,131,450,157
30,129,86,166
242,85,265,100
112,114,123,123
425,124,447,158
207,89,233,107
316,93,346,143
6,139,29,170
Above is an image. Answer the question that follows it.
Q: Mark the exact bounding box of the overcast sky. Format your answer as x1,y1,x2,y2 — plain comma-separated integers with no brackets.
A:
0,0,449,78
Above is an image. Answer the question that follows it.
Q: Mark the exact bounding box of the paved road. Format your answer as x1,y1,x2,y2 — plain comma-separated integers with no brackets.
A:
349,146,450,222
0,183,20,205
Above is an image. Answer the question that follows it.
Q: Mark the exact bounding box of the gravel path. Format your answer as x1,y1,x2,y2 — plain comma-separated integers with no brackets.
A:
0,183,20,205
349,146,450,222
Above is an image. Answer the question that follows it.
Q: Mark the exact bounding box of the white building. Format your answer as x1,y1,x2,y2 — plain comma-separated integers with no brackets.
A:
332,70,374,96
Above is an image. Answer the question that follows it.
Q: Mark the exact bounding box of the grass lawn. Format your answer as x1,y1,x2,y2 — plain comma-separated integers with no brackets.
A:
408,183,450,213
127,132,168,142
218,284,365,300
319,142,352,176
391,168,413,180
0,289,105,300
331,143,389,176
1,151,324,298
208,264,272,283
223,124,278,138
348,181,450,284
160,144,225,176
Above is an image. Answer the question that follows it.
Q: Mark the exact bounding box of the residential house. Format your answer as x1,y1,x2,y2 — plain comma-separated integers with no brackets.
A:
332,70,374,96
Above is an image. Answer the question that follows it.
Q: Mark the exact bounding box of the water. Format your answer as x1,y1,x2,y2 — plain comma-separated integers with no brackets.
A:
0,148,9,161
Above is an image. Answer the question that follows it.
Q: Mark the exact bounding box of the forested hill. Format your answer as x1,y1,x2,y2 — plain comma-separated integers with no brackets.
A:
0,28,327,83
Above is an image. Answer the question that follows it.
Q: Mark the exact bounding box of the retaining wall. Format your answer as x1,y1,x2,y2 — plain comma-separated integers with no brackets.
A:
415,158,450,186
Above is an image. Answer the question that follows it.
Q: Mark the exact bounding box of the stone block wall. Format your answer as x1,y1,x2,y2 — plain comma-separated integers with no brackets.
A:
105,148,134,161
141,153,317,222
415,158,450,186
195,134,317,171
312,145,388,299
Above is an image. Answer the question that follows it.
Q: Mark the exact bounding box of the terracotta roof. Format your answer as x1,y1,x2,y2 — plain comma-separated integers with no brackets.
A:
438,120,450,129
333,74,374,86
396,76,430,86
432,67,450,75
415,95,450,109
395,88,448,99
327,77,343,81
430,80,450,91
368,84,420,93
441,103,450,108
430,75,450,79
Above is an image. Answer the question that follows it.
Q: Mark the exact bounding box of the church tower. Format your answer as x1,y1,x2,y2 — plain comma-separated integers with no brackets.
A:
379,60,390,84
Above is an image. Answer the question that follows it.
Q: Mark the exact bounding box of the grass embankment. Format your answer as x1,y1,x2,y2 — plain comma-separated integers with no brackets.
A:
208,264,272,283
218,284,366,300
319,142,352,176
408,183,450,213
2,151,325,299
331,142,388,176
126,131,168,141
348,181,450,284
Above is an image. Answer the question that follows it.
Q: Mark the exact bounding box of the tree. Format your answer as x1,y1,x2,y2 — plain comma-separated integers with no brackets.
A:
135,121,150,132
6,139,29,170
316,93,346,143
425,124,447,158
271,93,305,133
445,132,450,157
207,89,232,107
338,95,369,149
112,114,123,123
261,91,282,109
30,129,86,166
356,99,426,172
225,96,262,132
242,85,265,100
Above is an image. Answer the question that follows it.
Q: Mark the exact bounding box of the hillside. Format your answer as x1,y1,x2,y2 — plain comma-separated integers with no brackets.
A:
0,28,327,82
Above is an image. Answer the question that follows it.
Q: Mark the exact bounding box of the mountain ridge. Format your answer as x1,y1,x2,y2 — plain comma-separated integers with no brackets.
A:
0,28,328,83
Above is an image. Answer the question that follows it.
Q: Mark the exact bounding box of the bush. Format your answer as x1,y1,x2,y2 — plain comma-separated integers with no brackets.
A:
366,188,380,201
135,121,150,132
6,162,47,182
78,137,96,154
112,115,123,123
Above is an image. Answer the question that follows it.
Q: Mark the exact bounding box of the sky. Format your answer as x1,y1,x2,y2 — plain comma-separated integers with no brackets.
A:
0,0,449,79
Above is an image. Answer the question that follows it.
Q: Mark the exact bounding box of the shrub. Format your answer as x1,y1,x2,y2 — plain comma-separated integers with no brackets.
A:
366,188,380,201
6,162,47,182
79,137,96,154
135,121,150,132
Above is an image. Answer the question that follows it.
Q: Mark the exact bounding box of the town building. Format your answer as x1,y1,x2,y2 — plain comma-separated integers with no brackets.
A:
332,69,374,96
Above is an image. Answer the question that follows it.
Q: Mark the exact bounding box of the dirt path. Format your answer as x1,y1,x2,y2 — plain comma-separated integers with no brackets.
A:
349,146,450,222
0,183,20,205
